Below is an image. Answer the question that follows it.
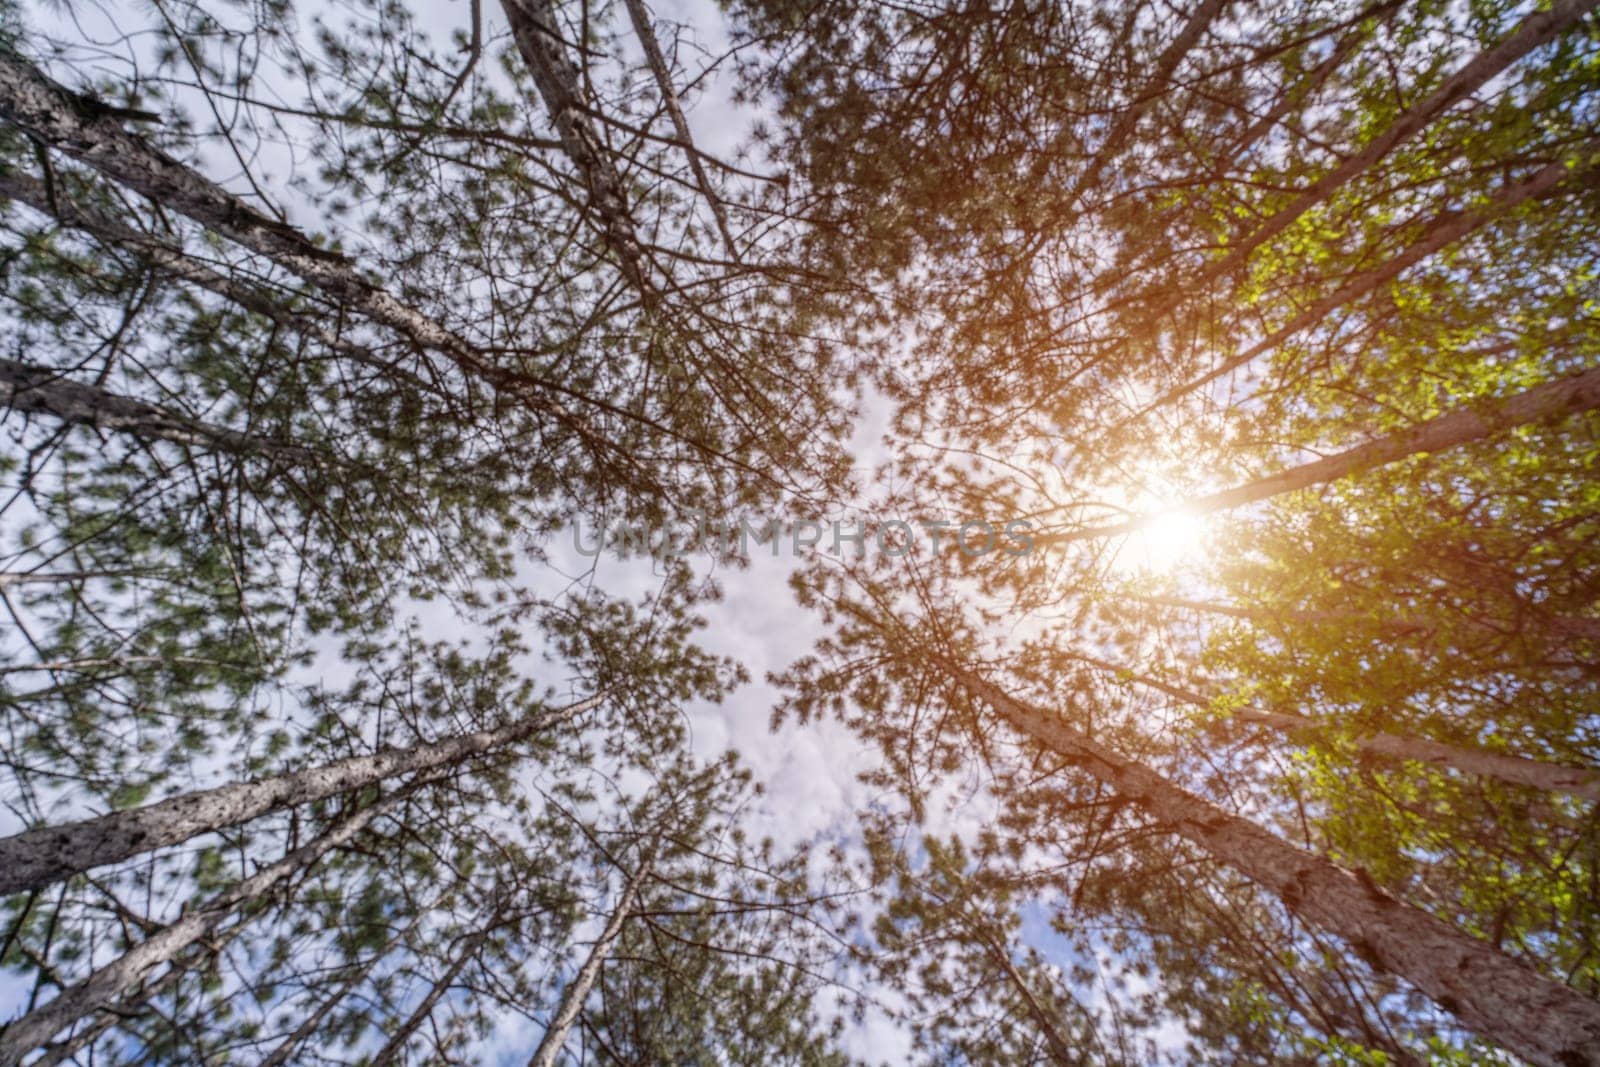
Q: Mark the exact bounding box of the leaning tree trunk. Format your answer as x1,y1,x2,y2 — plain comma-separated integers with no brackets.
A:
0,172,385,371
527,853,654,1067
499,0,651,293
0,357,324,466
620,0,740,263
1146,149,1595,408
1066,650,1600,801
0,691,603,896
938,658,1600,1067
0,792,405,1063
367,927,492,1067
0,54,543,408
29,918,250,1067
1202,0,1600,281
1046,363,1600,544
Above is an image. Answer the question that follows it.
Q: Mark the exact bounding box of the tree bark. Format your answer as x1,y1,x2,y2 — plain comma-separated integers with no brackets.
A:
0,793,403,1063
0,357,322,465
367,927,490,1067
527,853,653,1067
28,919,249,1067
1049,364,1600,544
940,659,1600,1067
0,54,537,406
499,0,650,293
1066,650,1600,801
0,691,602,897
0,172,382,370
1202,0,1600,281
620,0,740,263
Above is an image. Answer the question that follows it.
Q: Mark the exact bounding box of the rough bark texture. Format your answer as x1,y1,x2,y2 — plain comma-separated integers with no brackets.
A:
0,795,401,1063
0,357,322,465
499,0,650,292
1203,0,1600,280
943,661,1600,1067
29,921,248,1067
620,0,740,262
1055,363,1600,544
527,854,653,1067
0,693,602,897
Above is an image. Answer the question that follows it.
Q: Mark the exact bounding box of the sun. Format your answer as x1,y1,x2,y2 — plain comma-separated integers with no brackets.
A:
1107,506,1212,576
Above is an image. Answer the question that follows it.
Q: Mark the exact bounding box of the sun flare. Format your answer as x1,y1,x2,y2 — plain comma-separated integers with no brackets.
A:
1108,507,1213,576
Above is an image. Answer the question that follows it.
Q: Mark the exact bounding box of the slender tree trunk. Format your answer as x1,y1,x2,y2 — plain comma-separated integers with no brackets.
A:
0,55,533,404
527,854,654,1067
620,0,740,263
0,172,385,371
1050,363,1600,544
0,357,322,465
0,691,602,897
1067,650,1600,801
940,659,1600,1067
0,793,403,1063
1135,593,1600,652
1202,0,1599,281
960,915,1078,1065
1146,149,1593,409
499,0,650,292
257,954,384,1067
367,927,491,1067
29,919,249,1067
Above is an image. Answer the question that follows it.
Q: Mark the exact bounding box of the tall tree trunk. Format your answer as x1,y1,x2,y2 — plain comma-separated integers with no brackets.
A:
29,918,249,1067
0,172,385,371
939,659,1600,1067
1144,149,1593,410
0,691,603,897
499,0,650,292
367,927,491,1067
527,854,654,1067
1202,0,1599,281
1065,0,1230,209
1066,650,1600,801
1134,593,1600,653
258,906,433,1067
620,0,741,263
1048,364,1600,544
0,357,323,466
0,792,404,1063
0,55,537,407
